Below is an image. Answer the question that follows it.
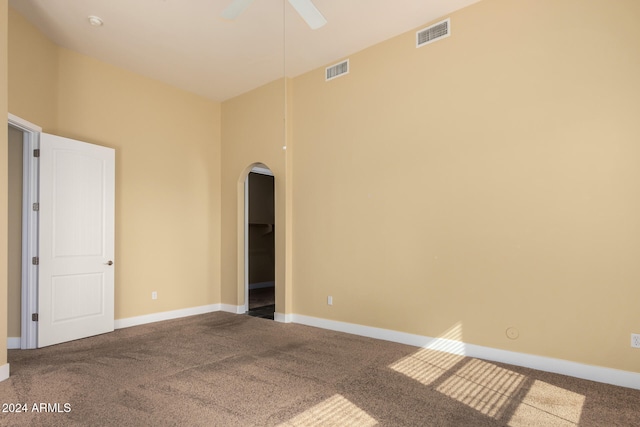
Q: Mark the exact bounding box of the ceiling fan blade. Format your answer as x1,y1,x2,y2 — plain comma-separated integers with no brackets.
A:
287,0,327,30
221,0,255,20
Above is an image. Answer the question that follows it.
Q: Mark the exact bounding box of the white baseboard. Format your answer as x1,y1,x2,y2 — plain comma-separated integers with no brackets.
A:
0,363,9,383
221,304,246,314
274,312,292,323
291,314,640,391
114,304,221,329
7,337,20,350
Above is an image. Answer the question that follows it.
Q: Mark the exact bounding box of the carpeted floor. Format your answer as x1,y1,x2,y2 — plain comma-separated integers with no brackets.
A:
1,312,639,426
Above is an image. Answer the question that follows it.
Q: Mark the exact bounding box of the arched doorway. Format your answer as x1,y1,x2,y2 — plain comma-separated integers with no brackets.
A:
245,164,275,319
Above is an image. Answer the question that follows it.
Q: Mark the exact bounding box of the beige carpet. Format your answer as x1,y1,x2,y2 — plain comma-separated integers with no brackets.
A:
1,312,639,426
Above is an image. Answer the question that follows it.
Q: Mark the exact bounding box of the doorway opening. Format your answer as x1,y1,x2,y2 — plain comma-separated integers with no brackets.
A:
7,114,40,350
7,124,24,350
245,165,275,320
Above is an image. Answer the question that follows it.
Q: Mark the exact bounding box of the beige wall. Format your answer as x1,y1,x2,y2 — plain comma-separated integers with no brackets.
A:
1,0,9,368
291,0,640,373
7,126,22,338
56,48,222,319
7,7,57,131
7,9,222,324
220,79,290,312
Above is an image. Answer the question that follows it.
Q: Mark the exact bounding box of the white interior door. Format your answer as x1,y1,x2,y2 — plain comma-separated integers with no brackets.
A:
38,133,115,347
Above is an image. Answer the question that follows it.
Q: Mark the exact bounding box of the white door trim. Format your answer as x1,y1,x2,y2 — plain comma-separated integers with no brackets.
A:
244,176,249,313
7,113,41,350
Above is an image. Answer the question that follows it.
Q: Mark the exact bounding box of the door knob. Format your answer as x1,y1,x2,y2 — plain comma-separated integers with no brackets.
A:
106,260,114,266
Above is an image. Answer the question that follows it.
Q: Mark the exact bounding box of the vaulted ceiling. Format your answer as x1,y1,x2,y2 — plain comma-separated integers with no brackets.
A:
10,0,482,101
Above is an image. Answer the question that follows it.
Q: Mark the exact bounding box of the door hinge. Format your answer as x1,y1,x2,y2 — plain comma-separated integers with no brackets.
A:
33,149,40,158
32,313,39,322
32,202,39,211
32,256,39,265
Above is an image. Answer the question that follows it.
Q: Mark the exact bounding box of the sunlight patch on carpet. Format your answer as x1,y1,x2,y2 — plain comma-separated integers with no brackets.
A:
436,358,526,418
389,322,465,385
277,394,377,427
389,348,465,385
388,324,585,426
508,380,585,426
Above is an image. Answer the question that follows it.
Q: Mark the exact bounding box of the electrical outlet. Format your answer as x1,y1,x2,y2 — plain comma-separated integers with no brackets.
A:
327,296,333,306
632,334,640,349
152,291,158,300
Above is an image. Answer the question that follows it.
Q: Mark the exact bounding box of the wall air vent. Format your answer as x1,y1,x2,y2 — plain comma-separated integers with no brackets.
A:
416,18,450,48
326,59,349,81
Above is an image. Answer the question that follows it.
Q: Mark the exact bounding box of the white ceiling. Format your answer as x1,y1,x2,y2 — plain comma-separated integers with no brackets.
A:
9,0,481,102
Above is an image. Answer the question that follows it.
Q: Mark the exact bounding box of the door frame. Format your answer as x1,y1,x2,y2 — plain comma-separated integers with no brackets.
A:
7,113,40,350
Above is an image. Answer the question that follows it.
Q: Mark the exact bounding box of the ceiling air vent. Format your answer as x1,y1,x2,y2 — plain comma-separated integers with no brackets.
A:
416,18,450,48
326,59,349,81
